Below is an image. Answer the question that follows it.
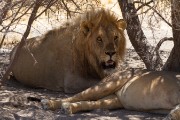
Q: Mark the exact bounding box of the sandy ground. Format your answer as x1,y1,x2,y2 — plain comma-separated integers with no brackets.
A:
0,49,169,120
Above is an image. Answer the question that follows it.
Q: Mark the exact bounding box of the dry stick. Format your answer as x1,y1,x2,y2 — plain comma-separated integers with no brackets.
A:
71,0,81,10
0,1,34,24
34,0,58,19
134,1,172,27
0,0,12,48
135,0,154,12
0,0,12,25
0,1,26,48
1,0,42,83
0,3,35,33
62,0,71,18
2,0,27,22
146,4,171,27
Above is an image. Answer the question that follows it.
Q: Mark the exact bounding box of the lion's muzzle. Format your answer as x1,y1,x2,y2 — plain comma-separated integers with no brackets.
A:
101,60,116,69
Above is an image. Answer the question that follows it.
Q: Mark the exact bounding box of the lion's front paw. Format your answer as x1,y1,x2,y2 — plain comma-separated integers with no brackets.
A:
61,102,73,115
41,99,63,110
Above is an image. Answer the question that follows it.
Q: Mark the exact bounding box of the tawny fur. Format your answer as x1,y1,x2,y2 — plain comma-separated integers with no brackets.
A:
43,70,180,119
11,9,126,93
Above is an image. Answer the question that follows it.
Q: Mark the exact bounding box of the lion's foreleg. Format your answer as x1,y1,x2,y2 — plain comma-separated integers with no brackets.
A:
42,75,127,110
61,74,129,103
61,94,123,114
42,70,133,110
62,70,132,102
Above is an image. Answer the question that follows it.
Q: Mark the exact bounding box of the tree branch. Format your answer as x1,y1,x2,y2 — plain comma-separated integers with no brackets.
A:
1,0,42,83
35,0,58,19
154,37,173,52
0,0,12,25
118,0,163,70
71,0,81,10
135,0,154,12
134,1,172,27
0,0,26,48
61,0,71,18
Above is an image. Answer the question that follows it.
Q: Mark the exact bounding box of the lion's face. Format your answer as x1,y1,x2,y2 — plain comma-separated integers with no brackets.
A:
94,26,123,70
80,18,126,76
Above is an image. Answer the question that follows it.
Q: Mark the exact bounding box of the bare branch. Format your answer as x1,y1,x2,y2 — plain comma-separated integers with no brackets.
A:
0,3,34,32
35,0,58,19
0,0,25,48
135,0,154,12
71,0,81,10
62,0,71,18
154,37,173,52
134,1,172,27
1,0,42,83
0,0,12,25
150,37,173,70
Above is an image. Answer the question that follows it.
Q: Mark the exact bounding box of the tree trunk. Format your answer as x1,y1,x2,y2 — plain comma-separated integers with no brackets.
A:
118,0,163,70
163,0,180,72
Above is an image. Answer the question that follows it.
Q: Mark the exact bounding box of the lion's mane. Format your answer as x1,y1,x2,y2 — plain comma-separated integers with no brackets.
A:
11,8,126,93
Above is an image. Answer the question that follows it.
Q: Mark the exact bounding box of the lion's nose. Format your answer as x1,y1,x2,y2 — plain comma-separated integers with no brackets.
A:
105,51,116,57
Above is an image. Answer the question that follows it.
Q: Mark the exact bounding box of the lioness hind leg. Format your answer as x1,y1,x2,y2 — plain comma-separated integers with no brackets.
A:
61,94,123,114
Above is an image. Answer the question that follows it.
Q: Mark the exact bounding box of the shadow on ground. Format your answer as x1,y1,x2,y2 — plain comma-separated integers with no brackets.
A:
0,79,165,120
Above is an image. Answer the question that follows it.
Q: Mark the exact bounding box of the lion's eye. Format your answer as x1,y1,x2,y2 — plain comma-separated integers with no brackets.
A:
114,36,118,42
97,36,103,43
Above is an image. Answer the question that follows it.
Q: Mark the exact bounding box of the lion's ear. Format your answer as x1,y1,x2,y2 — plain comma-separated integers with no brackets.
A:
80,21,93,36
117,19,127,30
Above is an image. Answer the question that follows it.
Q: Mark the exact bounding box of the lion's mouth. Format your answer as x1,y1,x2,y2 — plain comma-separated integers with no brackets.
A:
101,60,116,69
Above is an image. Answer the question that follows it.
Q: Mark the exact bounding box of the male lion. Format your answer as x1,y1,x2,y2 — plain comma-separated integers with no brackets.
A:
42,69,180,120
11,9,127,93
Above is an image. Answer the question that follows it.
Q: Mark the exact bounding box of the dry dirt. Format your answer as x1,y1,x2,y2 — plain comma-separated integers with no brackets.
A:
0,49,169,120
